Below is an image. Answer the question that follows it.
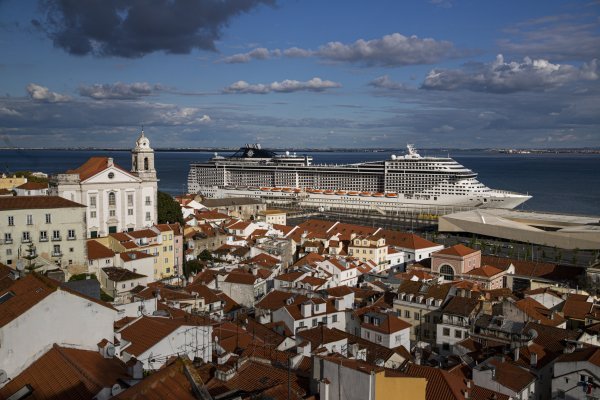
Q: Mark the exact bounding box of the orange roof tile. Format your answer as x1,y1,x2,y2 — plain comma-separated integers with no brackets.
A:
66,156,133,181
0,344,129,400
15,181,48,190
119,317,187,356
0,195,85,210
87,240,115,260
467,265,504,278
435,244,479,257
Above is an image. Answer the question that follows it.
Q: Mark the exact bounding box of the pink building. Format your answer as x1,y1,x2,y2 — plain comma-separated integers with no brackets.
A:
431,244,481,281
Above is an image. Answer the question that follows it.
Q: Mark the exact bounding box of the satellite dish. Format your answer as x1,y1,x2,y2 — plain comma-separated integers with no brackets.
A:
16,260,24,272
0,369,7,384
111,383,122,396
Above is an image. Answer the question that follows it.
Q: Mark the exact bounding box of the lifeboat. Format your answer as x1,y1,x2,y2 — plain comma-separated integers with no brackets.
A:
260,187,271,192
282,188,293,193
324,190,335,195
335,190,347,195
373,193,385,197
347,191,359,196
360,192,372,197
312,189,324,194
271,187,282,192
385,193,399,198
293,188,302,193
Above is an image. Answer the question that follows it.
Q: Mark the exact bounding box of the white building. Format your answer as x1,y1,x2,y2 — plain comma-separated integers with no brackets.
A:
0,273,117,380
552,347,600,400
272,298,346,334
359,308,411,351
0,196,87,270
117,316,212,371
50,130,158,238
13,182,49,196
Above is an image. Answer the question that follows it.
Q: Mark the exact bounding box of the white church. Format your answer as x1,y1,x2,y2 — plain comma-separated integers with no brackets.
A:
50,130,159,238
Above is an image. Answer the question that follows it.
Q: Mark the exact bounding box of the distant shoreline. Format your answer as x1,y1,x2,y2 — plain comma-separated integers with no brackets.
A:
1,147,600,154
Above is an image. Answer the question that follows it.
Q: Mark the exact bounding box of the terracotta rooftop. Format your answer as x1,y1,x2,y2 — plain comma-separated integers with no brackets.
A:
556,347,600,368
102,267,147,282
515,297,565,327
562,298,593,320
380,229,441,250
120,250,154,262
15,181,48,190
244,252,280,268
255,290,308,311
275,270,306,282
325,285,354,297
126,229,158,239
483,358,536,393
87,240,115,260
66,156,132,181
361,309,412,334
293,252,325,267
224,271,258,285
0,195,85,210
113,357,200,400
0,273,115,328
442,296,481,317
0,344,129,400
467,265,504,278
119,317,190,356
434,244,479,257
404,363,468,400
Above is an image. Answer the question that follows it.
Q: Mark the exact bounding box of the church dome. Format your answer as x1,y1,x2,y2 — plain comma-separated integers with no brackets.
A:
135,129,151,150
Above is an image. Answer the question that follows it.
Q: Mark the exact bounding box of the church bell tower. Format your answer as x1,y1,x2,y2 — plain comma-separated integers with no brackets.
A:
131,129,157,181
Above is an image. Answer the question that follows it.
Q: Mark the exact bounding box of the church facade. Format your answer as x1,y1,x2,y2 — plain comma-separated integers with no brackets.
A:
50,131,158,238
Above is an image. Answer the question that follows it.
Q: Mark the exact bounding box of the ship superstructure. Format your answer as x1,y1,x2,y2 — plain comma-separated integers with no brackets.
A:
188,144,530,212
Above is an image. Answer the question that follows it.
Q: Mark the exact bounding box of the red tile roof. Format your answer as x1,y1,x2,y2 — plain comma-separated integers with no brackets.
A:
435,244,478,257
87,240,115,260
467,265,504,278
16,181,48,190
0,195,85,210
102,267,147,282
380,230,441,250
562,298,593,320
515,298,565,327
244,252,280,268
255,290,308,311
485,358,536,392
224,271,258,285
556,347,600,367
66,156,132,181
120,250,154,262
119,317,187,356
113,357,200,400
0,344,129,400
361,309,412,334
404,364,468,400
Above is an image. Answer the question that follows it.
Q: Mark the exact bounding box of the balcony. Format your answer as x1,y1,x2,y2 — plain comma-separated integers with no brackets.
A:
52,236,62,242
21,238,31,244
39,237,49,242
52,251,63,257
67,236,76,241
3,239,13,244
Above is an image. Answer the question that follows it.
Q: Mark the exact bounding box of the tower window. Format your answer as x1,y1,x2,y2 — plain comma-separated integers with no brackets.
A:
108,192,116,206
144,157,149,170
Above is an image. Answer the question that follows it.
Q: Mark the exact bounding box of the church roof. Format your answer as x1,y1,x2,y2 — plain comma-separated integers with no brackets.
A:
66,157,134,181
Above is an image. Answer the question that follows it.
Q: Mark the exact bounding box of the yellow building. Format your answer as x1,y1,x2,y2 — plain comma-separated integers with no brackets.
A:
0,175,27,190
315,355,426,400
99,225,179,280
348,234,388,265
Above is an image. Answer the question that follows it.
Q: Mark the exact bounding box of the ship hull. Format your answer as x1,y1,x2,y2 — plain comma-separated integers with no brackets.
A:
197,186,530,212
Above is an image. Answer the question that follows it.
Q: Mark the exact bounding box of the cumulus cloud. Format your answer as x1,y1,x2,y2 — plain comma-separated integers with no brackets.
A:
314,33,456,67
79,82,163,100
422,55,598,93
221,47,280,63
369,75,409,90
33,0,275,58
26,83,70,102
283,47,314,58
223,77,341,94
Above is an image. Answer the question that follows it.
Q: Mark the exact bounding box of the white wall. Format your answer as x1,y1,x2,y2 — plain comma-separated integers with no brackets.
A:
0,289,116,379
129,325,212,370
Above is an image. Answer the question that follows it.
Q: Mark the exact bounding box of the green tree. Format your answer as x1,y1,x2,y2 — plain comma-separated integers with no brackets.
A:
198,249,213,261
185,259,205,276
157,191,183,225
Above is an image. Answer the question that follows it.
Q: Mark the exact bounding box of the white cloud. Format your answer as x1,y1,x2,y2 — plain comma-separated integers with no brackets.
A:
422,54,598,93
220,47,280,63
369,75,408,90
315,33,456,66
79,82,160,100
223,77,341,94
26,83,70,103
283,47,314,58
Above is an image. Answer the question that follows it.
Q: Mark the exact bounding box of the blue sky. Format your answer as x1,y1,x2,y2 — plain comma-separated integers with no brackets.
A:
0,0,599,148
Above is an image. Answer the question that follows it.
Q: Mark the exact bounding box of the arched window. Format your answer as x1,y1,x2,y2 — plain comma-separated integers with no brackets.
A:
144,157,149,171
440,265,454,281
108,192,116,206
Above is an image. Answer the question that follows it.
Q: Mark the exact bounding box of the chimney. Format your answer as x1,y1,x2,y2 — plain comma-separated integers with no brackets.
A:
301,302,312,318
530,352,538,368
514,347,520,361
335,297,344,311
107,158,114,167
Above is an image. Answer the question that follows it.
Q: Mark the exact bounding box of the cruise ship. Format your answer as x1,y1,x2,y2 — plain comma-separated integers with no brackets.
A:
187,144,531,213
